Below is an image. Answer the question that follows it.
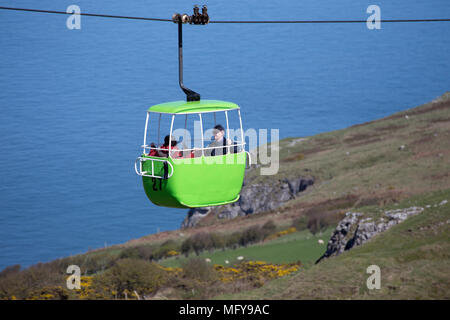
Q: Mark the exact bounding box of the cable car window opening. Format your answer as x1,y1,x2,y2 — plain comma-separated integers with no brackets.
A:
143,110,245,159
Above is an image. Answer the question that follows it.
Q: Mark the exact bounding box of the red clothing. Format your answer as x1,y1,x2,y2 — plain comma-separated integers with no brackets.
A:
158,145,182,158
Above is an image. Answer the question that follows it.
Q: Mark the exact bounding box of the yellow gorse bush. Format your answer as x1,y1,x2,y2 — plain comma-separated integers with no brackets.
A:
7,258,299,300
167,250,179,256
78,276,95,299
266,227,297,241
158,265,182,274
25,285,69,300
213,260,300,283
73,276,110,299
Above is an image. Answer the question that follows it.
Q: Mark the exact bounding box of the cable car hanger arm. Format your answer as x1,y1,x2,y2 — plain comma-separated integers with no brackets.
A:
172,6,209,102
177,21,200,102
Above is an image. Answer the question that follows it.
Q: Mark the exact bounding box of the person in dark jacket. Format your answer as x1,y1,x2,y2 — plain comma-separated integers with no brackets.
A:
207,124,231,156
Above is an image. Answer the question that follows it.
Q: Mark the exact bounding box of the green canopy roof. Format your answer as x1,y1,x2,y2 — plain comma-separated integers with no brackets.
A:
148,100,239,114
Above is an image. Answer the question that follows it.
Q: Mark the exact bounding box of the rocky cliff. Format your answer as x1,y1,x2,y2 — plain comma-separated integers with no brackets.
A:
315,206,425,263
181,175,314,228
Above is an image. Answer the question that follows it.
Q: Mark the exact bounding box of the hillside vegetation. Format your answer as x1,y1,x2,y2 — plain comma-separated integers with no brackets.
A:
218,189,450,299
0,93,449,300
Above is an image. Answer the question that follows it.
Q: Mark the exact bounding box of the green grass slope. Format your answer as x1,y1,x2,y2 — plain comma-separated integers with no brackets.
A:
249,92,450,204
197,92,450,232
217,189,450,299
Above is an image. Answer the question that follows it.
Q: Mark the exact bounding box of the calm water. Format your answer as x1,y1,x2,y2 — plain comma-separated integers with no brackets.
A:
0,0,449,270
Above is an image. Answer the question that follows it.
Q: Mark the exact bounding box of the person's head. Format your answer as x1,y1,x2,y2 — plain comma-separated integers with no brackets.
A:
164,135,177,147
213,124,225,141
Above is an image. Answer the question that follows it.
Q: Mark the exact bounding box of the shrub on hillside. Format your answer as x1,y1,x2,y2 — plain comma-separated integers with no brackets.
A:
307,215,328,235
28,286,70,300
184,232,219,256
239,226,264,247
304,201,349,235
151,240,179,261
65,252,119,275
181,224,273,257
261,220,277,237
210,233,226,251
307,211,341,235
181,237,194,256
136,246,154,260
93,258,167,299
181,232,225,256
0,264,21,278
120,246,154,261
181,257,217,282
292,216,308,231
119,247,141,260
226,232,241,249
0,262,66,299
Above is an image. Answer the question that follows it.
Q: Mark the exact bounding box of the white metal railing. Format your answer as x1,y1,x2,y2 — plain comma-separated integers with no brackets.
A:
140,142,246,156
134,157,174,179
135,143,251,178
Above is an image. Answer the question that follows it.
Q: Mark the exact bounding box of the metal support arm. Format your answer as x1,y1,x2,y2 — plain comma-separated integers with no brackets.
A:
177,21,200,101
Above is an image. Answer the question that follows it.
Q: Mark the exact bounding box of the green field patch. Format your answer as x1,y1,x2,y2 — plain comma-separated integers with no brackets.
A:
159,227,334,268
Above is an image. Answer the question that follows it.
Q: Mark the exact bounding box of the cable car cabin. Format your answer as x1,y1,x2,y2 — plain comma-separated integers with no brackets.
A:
135,100,249,208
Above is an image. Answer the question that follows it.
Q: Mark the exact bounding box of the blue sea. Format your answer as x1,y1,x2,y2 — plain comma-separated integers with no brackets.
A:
0,0,449,270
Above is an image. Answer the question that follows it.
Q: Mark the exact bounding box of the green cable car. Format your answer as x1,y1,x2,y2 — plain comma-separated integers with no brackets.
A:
135,100,249,208
135,16,250,208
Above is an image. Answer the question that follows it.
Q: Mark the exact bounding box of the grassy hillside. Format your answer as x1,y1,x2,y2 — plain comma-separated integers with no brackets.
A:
202,91,450,228
1,93,449,300
217,189,450,299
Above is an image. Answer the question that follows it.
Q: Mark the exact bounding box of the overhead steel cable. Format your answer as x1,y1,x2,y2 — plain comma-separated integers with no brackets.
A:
0,6,449,24
210,18,450,24
0,6,172,22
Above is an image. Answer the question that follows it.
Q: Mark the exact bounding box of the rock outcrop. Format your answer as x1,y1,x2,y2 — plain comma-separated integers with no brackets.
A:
315,206,424,263
181,176,314,229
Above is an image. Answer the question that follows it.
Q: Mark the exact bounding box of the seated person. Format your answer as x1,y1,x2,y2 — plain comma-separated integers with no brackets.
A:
147,143,159,157
206,125,232,157
149,135,182,158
